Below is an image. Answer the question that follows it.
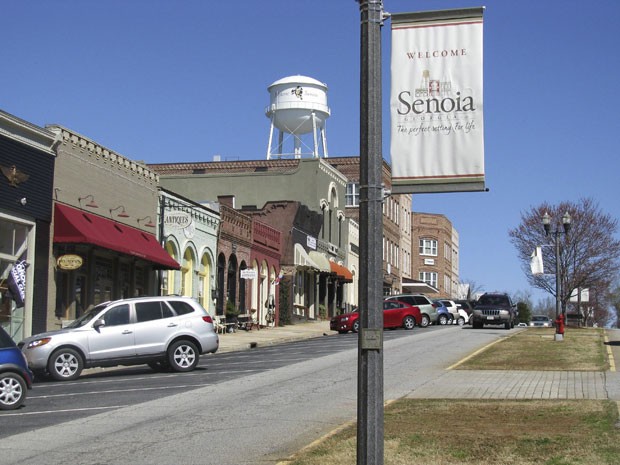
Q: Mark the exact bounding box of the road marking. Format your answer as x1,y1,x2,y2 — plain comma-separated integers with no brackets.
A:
604,332,616,372
30,383,214,399
0,405,127,417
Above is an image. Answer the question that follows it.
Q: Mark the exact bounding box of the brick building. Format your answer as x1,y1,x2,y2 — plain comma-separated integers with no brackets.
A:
412,212,460,298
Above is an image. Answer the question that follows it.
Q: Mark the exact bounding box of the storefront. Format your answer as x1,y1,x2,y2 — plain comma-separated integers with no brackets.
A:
52,203,180,324
0,110,56,340
158,190,220,314
47,124,179,331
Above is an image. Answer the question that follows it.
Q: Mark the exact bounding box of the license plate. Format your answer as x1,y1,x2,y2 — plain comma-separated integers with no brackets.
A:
486,316,495,320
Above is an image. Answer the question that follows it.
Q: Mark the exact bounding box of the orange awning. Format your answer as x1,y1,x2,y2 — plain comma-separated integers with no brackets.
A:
53,203,179,270
329,261,353,283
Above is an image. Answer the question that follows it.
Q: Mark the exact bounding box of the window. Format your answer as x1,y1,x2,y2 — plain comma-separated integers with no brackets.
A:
136,301,173,322
346,183,359,207
419,239,438,256
181,248,194,297
103,305,130,326
419,271,438,288
168,300,195,316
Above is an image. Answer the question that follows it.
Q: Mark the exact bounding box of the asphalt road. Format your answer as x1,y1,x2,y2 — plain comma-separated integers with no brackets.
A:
0,325,510,465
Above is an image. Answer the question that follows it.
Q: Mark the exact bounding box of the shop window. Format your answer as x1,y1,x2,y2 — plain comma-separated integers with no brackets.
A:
181,249,194,297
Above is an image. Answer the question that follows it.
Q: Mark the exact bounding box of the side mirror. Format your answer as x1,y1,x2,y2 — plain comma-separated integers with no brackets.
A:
93,318,106,332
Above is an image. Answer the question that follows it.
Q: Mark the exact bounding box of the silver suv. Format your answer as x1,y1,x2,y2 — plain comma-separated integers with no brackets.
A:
384,294,439,327
20,296,219,381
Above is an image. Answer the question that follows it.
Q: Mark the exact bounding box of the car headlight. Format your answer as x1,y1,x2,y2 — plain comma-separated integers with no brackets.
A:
27,337,52,349
342,316,349,322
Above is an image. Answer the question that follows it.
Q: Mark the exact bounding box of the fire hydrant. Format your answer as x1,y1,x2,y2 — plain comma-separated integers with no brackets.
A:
555,313,565,335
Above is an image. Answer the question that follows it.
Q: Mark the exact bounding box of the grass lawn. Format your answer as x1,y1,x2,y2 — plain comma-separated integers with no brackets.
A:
282,328,620,465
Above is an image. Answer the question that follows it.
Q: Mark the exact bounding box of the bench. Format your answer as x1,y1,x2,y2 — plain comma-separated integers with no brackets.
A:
237,313,259,331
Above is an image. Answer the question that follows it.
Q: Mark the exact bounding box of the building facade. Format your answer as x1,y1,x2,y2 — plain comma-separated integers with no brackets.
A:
0,111,57,340
48,125,179,331
412,212,460,298
158,189,220,314
150,158,354,320
325,157,412,296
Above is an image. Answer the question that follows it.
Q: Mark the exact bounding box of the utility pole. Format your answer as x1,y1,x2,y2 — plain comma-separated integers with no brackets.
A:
357,1,384,464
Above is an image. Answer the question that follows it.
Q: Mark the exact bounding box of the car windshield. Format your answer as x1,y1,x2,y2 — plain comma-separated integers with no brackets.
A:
478,295,510,306
65,304,109,328
532,316,549,321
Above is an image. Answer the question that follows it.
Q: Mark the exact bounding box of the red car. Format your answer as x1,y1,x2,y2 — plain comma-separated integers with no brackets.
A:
330,300,423,334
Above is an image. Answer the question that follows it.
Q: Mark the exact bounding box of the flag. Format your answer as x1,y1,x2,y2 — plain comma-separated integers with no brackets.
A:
7,252,28,307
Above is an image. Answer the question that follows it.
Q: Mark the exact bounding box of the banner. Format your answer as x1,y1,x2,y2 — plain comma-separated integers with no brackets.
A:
530,247,544,276
390,8,485,194
7,252,28,307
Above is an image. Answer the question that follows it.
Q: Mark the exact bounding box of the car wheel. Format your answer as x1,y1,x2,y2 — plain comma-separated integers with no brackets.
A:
168,340,199,372
48,348,83,381
438,314,448,325
352,320,360,333
457,317,465,326
420,314,430,328
337,330,348,334
403,316,415,330
0,372,27,410
504,321,511,330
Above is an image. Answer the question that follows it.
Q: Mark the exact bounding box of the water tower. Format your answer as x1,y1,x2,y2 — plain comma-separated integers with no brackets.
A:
265,75,330,159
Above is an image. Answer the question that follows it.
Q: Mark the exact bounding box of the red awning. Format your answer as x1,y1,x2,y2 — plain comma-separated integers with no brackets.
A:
329,261,353,283
53,203,179,270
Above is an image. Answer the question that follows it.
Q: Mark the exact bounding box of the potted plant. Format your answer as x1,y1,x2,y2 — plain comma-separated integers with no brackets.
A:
225,300,239,329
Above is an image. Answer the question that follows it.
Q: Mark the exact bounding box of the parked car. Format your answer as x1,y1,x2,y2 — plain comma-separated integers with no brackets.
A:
529,315,553,327
433,300,454,325
471,292,517,330
455,300,474,316
331,308,360,334
439,300,460,321
20,296,219,381
384,294,439,327
330,300,423,334
1,326,34,410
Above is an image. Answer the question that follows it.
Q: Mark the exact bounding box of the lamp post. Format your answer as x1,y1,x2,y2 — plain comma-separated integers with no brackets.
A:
542,211,571,341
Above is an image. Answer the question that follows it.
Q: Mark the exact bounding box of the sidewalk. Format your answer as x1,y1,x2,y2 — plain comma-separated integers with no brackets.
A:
216,319,332,353
217,324,619,402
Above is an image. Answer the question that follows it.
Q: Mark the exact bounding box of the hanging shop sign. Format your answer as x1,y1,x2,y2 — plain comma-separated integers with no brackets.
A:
390,7,485,194
56,254,83,271
240,269,257,280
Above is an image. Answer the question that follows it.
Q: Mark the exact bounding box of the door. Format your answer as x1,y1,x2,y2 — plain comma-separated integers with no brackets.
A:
383,301,401,328
87,304,135,361
133,300,177,356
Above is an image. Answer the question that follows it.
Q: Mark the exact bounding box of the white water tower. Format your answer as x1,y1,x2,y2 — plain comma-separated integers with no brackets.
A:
265,75,330,159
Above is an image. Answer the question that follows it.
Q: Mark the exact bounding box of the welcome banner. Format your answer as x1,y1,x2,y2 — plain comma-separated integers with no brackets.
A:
390,8,485,194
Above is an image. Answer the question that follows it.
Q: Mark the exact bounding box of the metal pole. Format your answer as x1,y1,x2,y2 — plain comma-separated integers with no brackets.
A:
555,233,561,322
357,1,384,464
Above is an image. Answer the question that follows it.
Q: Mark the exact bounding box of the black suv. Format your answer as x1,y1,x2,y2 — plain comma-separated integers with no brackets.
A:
471,293,516,330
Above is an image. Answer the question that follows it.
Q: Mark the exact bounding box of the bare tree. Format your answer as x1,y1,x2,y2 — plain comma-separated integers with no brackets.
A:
509,198,620,315
457,279,484,300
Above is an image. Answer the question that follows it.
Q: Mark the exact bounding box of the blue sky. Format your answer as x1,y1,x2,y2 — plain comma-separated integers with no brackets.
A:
3,0,619,305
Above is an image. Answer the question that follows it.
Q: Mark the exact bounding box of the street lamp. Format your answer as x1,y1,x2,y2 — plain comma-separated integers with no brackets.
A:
542,211,571,341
